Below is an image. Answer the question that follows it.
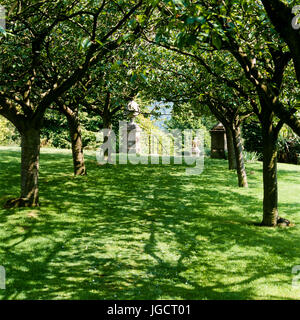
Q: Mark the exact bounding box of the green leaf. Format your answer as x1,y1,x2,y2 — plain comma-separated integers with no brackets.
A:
0,26,7,37
81,38,92,49
212,33,222,50
186,17,195,25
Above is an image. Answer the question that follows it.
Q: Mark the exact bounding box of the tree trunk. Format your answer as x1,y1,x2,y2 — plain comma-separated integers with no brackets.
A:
21,128,40,206
102,113,113,160
225,126,237,170
66,112,86,176
261,120,279,226
261,0,300,84
5,127,41,208
232,124,248,187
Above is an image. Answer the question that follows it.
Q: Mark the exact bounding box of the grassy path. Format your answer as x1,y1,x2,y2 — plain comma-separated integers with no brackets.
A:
0,147,300,299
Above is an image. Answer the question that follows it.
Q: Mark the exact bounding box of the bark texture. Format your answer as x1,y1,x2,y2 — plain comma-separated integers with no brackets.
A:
102,112,113,160
5,127,40,208
66,112,86,176
232,125,248,188
262,0,300,83
260,110,280,226
225,126,237,170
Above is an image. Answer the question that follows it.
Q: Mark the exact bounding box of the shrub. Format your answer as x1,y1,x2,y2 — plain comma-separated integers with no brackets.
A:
0,116,20,146
243,151,259,163
277,135,300,164
242,121,263,160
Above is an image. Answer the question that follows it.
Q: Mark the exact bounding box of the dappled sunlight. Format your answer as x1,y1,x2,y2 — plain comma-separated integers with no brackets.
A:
0,148,300,299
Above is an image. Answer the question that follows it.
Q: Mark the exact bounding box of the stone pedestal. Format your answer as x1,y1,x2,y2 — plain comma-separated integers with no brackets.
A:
123,101,142,155
127,120,142,154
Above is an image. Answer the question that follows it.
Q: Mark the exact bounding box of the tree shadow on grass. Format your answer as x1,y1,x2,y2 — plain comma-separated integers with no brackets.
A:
0,150,299,299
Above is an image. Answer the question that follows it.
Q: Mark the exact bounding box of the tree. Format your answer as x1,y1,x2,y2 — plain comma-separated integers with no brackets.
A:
55,85,88,176
138,43,250,186
0,0,149,207
83,48,142,139
150,0,299,225
259,0,300,136
65,44,147,162
261,0,300,83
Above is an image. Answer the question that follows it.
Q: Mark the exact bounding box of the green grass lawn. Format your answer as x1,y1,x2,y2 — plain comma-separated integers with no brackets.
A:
0,146,300,300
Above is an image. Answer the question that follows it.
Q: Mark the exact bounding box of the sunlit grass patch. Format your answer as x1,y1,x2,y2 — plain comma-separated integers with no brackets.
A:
0,147,300,299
